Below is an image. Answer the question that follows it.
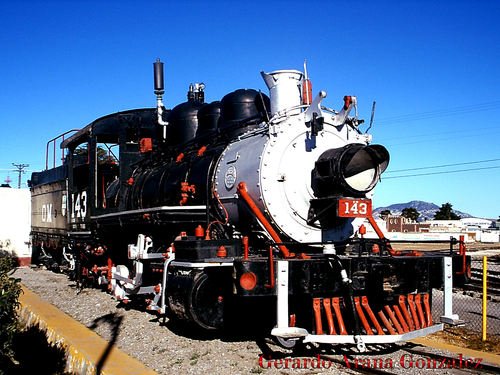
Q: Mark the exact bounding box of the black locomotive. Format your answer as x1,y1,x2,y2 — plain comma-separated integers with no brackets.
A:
29,60,470,350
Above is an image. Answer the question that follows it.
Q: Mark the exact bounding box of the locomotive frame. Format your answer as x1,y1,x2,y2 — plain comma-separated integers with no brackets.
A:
29,60,470,351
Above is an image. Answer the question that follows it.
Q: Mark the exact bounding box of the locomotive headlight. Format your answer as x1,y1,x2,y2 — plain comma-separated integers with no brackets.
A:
311,144,389,197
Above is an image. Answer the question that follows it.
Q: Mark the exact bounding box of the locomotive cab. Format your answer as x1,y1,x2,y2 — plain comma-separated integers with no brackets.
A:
30,109,157,272
61,109,157,224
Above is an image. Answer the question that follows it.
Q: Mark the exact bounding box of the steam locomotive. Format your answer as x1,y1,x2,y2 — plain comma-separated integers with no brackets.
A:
30,60,469,351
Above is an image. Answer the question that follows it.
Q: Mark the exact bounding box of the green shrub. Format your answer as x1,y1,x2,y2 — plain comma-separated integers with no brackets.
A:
0,254,22,360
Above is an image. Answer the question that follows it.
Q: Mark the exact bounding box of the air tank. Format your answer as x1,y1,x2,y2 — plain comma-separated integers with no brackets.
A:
196,101,221,140
166,101,203,146
219,89,270,137
165,84,206,146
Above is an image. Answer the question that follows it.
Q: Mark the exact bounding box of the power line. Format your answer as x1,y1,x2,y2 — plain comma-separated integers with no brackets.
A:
383,165,500,179
380,124,499,143
0,168,35,172
377,100,500,126
12,163,29,189
380,125,500,147
385,158,500,174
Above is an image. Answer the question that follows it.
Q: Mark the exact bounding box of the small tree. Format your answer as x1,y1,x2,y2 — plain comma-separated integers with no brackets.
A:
434,203,461,220
401,207,420,222
380,209,391,219
0,254,22,363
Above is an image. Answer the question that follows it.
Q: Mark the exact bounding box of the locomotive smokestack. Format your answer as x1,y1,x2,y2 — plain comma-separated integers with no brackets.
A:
261,70,303,116
154,59,165,96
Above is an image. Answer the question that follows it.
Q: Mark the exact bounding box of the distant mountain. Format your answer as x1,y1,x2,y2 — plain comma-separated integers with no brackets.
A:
373,200,473,222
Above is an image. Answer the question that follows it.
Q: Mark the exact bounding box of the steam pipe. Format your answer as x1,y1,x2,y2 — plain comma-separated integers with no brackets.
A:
237,182,293,258
153,59,169,137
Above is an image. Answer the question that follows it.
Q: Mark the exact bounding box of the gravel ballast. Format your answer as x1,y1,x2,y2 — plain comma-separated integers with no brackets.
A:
14,266,482,375
15,267,355,374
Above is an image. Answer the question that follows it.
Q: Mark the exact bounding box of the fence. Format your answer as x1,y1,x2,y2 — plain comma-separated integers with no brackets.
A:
432,254,500,338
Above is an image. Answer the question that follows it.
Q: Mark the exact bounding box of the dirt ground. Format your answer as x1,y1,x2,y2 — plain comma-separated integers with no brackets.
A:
432,326,500,355
395,242,500,354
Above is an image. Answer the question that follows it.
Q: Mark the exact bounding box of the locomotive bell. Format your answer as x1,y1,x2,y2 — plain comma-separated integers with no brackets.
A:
261,70,303,115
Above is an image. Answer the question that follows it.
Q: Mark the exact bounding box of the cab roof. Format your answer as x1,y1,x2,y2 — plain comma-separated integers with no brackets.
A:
61,108,157,149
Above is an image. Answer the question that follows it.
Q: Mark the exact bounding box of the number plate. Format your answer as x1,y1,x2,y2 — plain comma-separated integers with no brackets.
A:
338,198,372,218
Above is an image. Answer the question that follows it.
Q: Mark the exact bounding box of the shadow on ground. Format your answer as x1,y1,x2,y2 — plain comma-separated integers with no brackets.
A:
0,326,68,375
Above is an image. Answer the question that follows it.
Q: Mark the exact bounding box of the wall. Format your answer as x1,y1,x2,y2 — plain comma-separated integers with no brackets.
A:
480,231,500,243
0,187,31,265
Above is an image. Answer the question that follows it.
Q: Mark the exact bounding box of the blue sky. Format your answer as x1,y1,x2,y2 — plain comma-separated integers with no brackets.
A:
1,0,499,219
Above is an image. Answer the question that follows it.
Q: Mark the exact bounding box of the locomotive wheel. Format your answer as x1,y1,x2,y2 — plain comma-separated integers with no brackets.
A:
274,335,302,349
168,267,232,331
188,272,226,330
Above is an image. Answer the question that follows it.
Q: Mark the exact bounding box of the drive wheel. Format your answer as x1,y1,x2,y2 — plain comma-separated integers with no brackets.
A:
188,271,227,330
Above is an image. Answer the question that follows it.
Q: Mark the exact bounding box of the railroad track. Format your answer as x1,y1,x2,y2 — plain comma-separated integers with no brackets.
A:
258,336,500,375
462,259,500,300
317,344,500,374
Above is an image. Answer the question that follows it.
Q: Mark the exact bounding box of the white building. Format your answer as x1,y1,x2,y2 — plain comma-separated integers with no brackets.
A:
0,187,31,265
362,216,499,243
459,217,495,230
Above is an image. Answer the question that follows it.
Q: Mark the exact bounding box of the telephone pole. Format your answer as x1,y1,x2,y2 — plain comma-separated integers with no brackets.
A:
12,163,29,189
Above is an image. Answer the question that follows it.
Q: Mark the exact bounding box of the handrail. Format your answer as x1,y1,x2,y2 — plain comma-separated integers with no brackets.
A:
45,129,79,170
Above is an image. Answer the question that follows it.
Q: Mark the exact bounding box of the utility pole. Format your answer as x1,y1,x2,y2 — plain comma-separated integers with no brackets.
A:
12,163,29,189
